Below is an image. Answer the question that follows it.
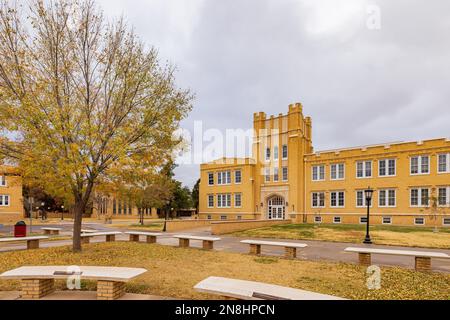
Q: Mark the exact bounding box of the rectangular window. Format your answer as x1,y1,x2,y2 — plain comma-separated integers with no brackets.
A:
273,167,279,182
234,193,242,207
208,173,214,185
217,171,231,185
266,147,271,161
379,159,396,177
0,176,5,186
312,165,325,181
217,194,231,208
207,195,214,208
360,217,368,224
410,156,430,174
220,215,227,220
382,217,392,224
333,216,341,224
410,188,429,207
235,170,242,184
207,215,212,220
331,163,345,180
273,146,279,161
314,216,322,223
379,189,396,207
330,191,344,208
443,218,450,226
265,167,270,182
438,187,448,206
237,215,242,220
282,167,288,181
0,195,10,206
282,145,288,159
356,190,371,207
312,192,325,208
438,154,450,173
414,217,425,225
356,161,372,178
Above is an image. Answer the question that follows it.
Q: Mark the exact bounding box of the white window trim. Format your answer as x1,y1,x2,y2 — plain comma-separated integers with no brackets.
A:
311,192,325,208
359,216,368,224
443,217,450,226
333,216,342,224
282,144,288,160
314,216,322,223
207,194,214,208
355,190,372,208
437,186,450,207
234,193,242,208
356,161,372,179
264,167,270,182
234,170,242,184
378,159,397,177
217,194,231,208
378,189,397,208
330,191,345,208
414,217,425,225
410,188,430,207
437,153,450,174
0,194,10,207
273,146,279,161
312,165,325,182
0,176,6,187
282,167,288,182
265,147,271,162
208,172,214,186
330,163,345,180
410,155,430,175
382,216,392,225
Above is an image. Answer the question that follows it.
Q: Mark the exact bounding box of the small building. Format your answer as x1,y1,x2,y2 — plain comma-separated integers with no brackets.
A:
0,165,24,224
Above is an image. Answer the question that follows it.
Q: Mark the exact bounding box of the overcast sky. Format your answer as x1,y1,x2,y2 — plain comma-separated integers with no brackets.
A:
98,0,450,188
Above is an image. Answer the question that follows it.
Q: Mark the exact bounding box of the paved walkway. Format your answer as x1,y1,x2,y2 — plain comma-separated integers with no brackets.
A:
1,224,449,273
0,291,173,300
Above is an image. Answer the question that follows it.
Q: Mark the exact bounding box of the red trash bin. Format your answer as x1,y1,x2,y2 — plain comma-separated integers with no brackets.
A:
14,221,27,237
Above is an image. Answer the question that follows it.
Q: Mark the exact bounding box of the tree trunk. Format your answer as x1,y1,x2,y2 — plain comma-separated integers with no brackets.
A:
72,201,84,252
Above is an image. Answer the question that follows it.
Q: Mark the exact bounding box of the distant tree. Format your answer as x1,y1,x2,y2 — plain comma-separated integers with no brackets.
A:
192,179,200,213
0,1,192,251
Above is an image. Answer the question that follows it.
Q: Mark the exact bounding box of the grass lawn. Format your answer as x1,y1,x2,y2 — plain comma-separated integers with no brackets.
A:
231,224,450,249
0,242,449,300
110,221,164,231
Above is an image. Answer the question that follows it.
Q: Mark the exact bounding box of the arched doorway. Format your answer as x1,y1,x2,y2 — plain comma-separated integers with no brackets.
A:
267,196,285,220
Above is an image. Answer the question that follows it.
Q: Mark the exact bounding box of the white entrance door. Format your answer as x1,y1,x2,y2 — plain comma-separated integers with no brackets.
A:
267,196,285,220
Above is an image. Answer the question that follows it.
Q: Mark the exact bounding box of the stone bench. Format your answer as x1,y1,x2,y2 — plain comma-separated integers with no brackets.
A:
0,236,49,249
79,231,122,244
0,266,147,300
125,231,163,243
240,240,307,259
41,227,62,235
194,276,346,300
173,234,221,250
344,247,450,272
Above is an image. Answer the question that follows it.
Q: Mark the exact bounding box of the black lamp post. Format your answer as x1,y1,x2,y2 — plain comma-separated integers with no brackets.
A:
163,200,170,232
61,205,64,221
363,187,374,244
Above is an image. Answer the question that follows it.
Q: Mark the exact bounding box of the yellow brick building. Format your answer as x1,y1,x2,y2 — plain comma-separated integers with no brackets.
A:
199,103,450,227
0,165,24,224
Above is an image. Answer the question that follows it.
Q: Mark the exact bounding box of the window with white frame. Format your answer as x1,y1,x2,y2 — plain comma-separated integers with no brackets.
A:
0,176,6,186
414,217,425,225
330,163,345,180
273,167,279,182
282,145,288,159
359,216,368,224
382,217,392,224
235,170,242,184
0,194,10,206
438,187,449,206
207,215,212,220
282,167,288,181
312,165,325,181
265,147,271,161
234,193,242,207
443,217,450,226
312,192,325,208
410,188,429,207
217,171,231,185
333,216,341,224
410,155,429,174
330,191,345,208
356,161,372,178
208,172,214,185
379,159,396,177
237,215,242,220
356,190,371,207
379,189,396,207
314,216,322,223
273,146,279,161
265,167,270,182
438,154,450,173
207,194,214,208
217,194,231,208
220,215,227,220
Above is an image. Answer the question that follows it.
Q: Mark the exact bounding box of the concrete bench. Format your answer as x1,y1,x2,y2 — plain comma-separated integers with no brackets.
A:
125,231,163,243
79,231,122,244
344,247,450,272
0,266,147,300
240,240,307,259
0,236,49,249
194,276,346,300
41,227,62,235
173,234,221,250
81,229,98,233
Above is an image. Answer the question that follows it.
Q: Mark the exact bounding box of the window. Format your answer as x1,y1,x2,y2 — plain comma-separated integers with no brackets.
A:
414,217,425,225
314,216,322,223
265,167,270,182
282,145,288,159
282,167,288,181
234,193,242,207
438,187,449,206
356,190,371,207
235,170,242,184
273,146,279,160
379,159,396,177
331,163,345,180
438,154,450,173
382,217,392,224
330,191,345,208
217,194,231,208
410,188,429,207
0,176,5,186
0,195,10,206
208,173,214,185
207,215,212,220
217,171,231,185
312,192,325,208
265,147,271,161
410,156,429,174
220,215,227,220
333,216,341,224
273,167,279,182
379,189,396,207
356,161,372,178
312,165,325,181
360,217,368,224
443,218,450,226
237,215,242,220
207,195,214,208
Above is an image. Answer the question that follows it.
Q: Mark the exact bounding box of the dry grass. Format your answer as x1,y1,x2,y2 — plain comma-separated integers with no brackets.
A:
232,224,450,249
0,242,448,300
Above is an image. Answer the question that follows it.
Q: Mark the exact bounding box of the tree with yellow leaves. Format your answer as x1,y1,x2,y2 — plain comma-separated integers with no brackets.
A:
0,0,193,251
